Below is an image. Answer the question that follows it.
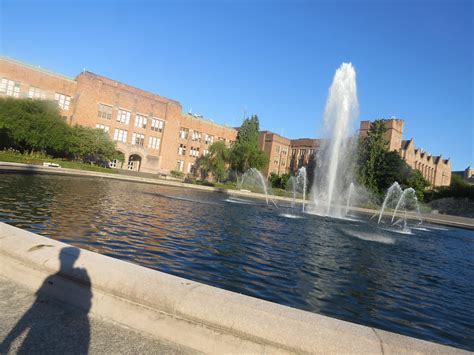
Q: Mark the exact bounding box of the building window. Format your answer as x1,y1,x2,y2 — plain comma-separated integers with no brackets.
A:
149,136,160,150
109,159,119,168
98,103,113,119
309,149,314,155
274,160,278,165
176,160,184,172
117,109,131,124
190,147,200,157
205,134,214,145
113,129,128,143
192,130,202,142
179,127,189,139
0,78,20,97
132,132,145,146
218,137,224,141
187,162,194,173
299,149,306,156
54,93,71,110
203,149,209,156
276,146,280,153
151,118,164,132
28,86,46,99
135,114,147,129
96,124,110,132
178,144,186,156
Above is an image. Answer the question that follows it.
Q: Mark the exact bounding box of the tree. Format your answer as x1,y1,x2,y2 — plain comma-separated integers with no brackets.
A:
357,119,429,199
67,125,117,163
229,115,268,173
405,170,430,201
357,120,389,194
195,141,230,183
0,98,119,164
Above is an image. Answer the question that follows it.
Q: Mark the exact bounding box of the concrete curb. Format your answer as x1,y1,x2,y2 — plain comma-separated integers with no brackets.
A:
0,223,468,354
1,161,473,230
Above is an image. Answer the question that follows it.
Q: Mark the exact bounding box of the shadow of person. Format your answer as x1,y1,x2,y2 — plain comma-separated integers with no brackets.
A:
1,247,92,354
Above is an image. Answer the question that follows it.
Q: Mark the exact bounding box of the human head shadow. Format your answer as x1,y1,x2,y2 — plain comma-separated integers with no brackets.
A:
0,247,92,354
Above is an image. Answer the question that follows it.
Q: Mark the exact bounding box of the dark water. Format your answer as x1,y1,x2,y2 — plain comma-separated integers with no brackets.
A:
1,174,473,350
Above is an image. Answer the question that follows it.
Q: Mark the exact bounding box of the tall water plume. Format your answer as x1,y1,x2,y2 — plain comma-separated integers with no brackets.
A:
311,63,359,217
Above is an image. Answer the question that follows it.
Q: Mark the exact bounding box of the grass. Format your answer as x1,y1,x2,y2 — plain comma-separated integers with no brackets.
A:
0,150,117,174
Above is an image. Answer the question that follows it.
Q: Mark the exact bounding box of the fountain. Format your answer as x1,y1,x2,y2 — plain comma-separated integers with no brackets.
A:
345,182,355,216
239,168,277,207
377,182,403,224
310,63,359,217
286,167,307,212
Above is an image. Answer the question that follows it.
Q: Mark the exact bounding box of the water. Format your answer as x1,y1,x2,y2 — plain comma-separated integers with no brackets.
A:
286,167,307,212
378,182,403,224
239,168,277,207
311,63,359,217
1,174,473,351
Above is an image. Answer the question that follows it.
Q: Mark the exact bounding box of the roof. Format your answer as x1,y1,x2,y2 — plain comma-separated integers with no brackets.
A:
0,56,76,82
77,71,180,106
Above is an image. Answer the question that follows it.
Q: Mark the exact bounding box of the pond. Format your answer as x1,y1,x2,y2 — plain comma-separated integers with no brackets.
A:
1,173,473,351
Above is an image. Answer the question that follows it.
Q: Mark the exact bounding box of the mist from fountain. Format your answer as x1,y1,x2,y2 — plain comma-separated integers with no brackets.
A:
378,182,403,224
391,188,417,224
286,167,307,212
345,182,355,216
239,168,277,207
311,63,359,217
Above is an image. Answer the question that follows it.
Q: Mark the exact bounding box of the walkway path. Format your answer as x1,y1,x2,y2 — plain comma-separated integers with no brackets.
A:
0,276,197,354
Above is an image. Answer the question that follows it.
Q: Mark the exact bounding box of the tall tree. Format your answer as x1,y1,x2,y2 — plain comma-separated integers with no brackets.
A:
357,120,389,194
230,115,268,173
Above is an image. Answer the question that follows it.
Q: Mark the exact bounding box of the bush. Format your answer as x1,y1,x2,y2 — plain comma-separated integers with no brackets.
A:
0,98,118,164
170,170,184,179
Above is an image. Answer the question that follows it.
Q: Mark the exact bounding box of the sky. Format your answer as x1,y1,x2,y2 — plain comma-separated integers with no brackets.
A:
1,0,472,170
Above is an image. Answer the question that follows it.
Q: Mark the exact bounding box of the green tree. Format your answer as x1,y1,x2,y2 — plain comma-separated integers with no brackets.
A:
229,115,268,173
0,98,70,155
357,120,389,194
195,141,230,182
405,169,430,201
67,125,117,163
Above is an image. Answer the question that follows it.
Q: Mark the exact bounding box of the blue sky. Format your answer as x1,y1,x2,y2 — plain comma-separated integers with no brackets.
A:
1,0,472,170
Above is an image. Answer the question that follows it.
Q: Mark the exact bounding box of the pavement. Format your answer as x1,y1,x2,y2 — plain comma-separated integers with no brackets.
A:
0,275,197,355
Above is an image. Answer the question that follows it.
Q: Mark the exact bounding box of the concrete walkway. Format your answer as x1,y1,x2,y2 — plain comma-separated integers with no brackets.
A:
0,276,197,354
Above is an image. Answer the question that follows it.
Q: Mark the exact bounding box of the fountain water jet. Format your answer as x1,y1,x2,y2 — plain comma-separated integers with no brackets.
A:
377,182,403,224
345,182,355,216
239,168,277,207
311,63,359,217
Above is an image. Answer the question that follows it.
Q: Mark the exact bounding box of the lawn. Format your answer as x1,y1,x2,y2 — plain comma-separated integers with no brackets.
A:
0,150,117,174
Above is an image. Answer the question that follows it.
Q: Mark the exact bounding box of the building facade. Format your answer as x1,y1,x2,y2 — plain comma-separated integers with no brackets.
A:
258,131,291,177
0,57,237,174
359,118,451,187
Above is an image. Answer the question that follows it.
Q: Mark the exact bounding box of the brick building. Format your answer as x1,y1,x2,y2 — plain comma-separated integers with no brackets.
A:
258,131,291,177
359,118,451,187
0,57,237,174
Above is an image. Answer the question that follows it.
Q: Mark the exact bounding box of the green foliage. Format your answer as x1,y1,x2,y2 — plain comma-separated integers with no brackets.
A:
229,115,268,173
0,98,118,164
170,170,184,178
0,150,117,173
195,141,230,183
357,119,430,201
405,169,430,201
357,120,390,194
425,174,474,201
269,172,291,189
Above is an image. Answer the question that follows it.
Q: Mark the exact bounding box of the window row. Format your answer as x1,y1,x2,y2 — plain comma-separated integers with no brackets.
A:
112,129,160,150
179,127,223,146
0,77,71,111
175,160,195,174
178,144,207,157
101,106,165,132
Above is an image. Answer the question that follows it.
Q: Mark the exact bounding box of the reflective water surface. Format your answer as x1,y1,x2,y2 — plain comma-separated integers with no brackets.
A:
1,174,473,350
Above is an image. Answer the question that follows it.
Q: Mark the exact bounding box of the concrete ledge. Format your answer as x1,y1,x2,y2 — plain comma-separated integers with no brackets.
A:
0,222,468,354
